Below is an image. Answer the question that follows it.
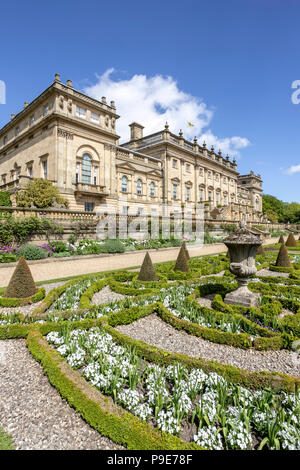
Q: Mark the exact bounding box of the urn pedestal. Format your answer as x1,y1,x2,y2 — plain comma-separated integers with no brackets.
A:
223,226,262,307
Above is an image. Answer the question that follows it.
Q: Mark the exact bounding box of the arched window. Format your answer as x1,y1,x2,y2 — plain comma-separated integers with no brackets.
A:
137,179,142,195
150,181,155,197
122,175,128,193
81,153,92,184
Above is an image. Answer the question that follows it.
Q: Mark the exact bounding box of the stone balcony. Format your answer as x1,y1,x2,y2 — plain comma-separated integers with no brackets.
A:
74,182,109,197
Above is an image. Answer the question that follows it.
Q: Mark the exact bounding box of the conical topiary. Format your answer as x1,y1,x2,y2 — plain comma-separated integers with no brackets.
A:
275,244,292,267
285,233,298,248
181,241,190,260
174,245,190,272
137,252,158,281
256,244,266,256
4,256,38,298
278,234,285,245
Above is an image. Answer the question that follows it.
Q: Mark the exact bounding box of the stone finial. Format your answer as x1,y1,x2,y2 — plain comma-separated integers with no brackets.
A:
165,122,169,130
218,149,222,156
110,100,115,108
193,136,198,144
211,145,214,152
202,141,206,148
11,114,15,120
102,96,107,104
24,102,29,108
66,79,72,87
233,157,236,164
55,73,61,82
226,154,230,161
179,129,183,137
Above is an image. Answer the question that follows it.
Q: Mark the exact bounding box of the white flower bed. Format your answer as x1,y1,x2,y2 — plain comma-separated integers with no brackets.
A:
46,327,300,450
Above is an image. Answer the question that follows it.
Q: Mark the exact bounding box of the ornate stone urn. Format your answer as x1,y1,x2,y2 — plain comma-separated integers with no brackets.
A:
223,222,262,307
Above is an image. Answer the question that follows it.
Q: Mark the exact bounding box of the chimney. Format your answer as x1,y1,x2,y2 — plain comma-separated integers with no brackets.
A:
129,122,144,141
66,79,72,87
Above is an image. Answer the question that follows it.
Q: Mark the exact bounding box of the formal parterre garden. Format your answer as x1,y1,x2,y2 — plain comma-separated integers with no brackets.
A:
1,241,300,451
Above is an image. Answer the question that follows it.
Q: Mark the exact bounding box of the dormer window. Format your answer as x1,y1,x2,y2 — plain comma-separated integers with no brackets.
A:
30,115,35,126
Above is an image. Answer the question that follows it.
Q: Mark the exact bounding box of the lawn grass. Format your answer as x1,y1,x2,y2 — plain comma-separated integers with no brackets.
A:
0,427,14,450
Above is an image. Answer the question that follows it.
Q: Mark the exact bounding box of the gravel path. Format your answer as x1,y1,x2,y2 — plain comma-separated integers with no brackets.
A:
116,314,300,377
91,285,125,305
0,281,67,317
0,339,124,450
258,269,289,278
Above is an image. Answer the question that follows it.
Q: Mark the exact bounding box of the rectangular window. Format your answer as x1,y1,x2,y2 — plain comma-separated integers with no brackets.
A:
28,166,33,178
76,163,80,183
137,207,143,216
199,188,203,202
76,106,86,119
93,167,97,185
216,193,220,205
91,112,100,123
199,168,203,176
186,164,190,172
30,116,35,126
42,160,48,179
173,184,177,200
43,105,49,116
84,202,94,212
208,191,212,202
172,159,177,168
186,187,190,201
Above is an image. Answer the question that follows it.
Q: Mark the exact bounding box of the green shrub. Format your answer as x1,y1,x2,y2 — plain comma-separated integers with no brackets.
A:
16,178,69,209
4,256,38,298
19,245,47,260
0,191,12,207
137,252,158,281
100,239,125,253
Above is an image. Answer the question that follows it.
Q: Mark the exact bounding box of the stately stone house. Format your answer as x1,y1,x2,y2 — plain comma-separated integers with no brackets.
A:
0,74,264,222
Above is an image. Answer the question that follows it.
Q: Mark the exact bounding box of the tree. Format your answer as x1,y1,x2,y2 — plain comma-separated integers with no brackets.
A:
16,179,69,209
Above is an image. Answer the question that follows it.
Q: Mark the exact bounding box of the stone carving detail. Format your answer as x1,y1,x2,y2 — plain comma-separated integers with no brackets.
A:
57,128,74,140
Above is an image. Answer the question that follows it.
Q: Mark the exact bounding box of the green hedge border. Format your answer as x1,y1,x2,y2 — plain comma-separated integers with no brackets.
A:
0,287,45,307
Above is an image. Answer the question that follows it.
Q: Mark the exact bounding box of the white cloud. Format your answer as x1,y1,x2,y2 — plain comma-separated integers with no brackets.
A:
84,69,250,157
286,164,300,175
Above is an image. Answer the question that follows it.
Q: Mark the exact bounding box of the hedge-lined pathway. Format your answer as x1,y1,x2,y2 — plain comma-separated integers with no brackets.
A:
0,339,124,450
0,238,276,286
116,314,300,378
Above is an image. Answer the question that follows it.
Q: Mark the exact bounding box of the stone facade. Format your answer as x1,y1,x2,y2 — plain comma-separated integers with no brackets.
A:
0,75,264,222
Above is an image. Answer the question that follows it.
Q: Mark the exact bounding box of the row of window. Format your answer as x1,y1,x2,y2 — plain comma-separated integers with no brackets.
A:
171,159,235,185
121,176,156,197
2,105,49,147
171,184,236,204
75,106,114,129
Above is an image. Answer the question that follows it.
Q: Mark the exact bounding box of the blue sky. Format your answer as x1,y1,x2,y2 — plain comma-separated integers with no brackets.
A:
0,0,299,202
